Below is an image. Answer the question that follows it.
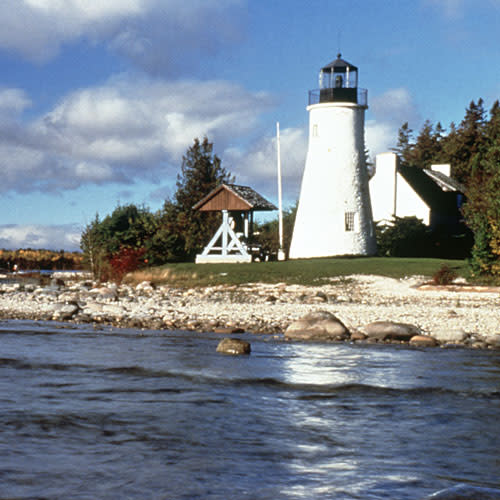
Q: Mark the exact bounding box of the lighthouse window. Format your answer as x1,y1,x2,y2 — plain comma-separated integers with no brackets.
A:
345,212,356,232
312,124,318,137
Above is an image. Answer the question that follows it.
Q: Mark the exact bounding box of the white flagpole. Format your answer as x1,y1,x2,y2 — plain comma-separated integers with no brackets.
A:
277,122,285,260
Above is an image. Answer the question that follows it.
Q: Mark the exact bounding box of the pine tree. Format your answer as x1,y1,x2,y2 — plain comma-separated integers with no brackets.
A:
411,120,444,169
161,137,234,260
446,99,486,183
392,122,414,166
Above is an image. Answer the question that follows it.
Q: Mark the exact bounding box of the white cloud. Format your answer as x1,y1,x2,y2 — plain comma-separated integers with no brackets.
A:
224,126,307,205
0,0,245,70
0,88,31,118
0,224,81,251
366,87,422,160
0,77,273,192
370,88,420,127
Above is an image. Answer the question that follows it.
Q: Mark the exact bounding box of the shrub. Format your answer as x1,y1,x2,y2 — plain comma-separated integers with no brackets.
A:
107,247,147,283
432,264,457,285
376,216,432,257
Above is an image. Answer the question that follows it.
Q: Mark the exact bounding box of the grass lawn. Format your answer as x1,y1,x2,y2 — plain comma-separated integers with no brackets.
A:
127,257,470,288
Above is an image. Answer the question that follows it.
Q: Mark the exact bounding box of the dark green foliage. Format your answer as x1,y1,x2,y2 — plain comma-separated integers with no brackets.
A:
98,204,158,256
462,101,500,276
376,217,431,257
392,122,414,166
255,204,297,258
159,137,234,261
80,205,158,280
445,99,486,184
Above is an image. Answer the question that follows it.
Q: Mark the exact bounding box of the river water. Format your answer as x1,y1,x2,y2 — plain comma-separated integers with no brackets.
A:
1,320,500,500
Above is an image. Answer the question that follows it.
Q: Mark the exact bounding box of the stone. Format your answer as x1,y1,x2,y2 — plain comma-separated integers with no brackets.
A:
363,321,421,341
285,310,349,341
486,334,500,348
136,281,154,294
350,331,367,341
409,334,438,347
51,303,79,320
432,328,467,343
216,338,251,355
90,287,118,301
214,327,245,334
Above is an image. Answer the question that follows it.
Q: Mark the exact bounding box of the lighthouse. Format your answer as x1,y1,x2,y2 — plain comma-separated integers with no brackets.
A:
289,54,377,259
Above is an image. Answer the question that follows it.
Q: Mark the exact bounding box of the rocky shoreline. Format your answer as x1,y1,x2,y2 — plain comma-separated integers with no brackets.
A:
1,273,500,349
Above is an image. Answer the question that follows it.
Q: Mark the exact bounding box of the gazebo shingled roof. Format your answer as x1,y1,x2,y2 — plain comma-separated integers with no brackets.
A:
193,184,277,212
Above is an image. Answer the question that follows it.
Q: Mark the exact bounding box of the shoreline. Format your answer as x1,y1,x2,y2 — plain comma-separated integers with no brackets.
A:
1,273,499,349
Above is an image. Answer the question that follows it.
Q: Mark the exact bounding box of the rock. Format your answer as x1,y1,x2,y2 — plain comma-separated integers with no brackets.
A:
51,303,79,320
409,334,438,347
363,321,421,341
136,281,154,295
486,334,500,348
50,278,65,289
432,328,467,343
350,331,367,341
90,287,118,301
216,338,251,355
214,326,245,334
285,310,349,341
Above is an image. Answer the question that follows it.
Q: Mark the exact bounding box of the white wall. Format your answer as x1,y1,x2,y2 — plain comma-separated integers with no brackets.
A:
370,152,430,225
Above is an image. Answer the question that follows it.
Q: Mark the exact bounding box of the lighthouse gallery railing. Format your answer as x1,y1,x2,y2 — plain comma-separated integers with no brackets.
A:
308,88,367,107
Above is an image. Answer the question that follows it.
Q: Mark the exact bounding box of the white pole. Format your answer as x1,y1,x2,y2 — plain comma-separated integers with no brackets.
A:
277,122,285,260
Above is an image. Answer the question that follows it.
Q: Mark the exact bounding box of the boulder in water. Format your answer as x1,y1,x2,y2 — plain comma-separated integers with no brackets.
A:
285,310,349,341
216,338,251,355
410,334,438,347
363,321,421,341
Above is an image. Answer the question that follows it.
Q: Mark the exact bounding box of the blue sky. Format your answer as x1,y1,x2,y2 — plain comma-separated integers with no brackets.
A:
0,0,499,250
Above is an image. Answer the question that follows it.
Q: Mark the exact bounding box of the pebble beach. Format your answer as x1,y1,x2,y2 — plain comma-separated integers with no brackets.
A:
1,273,500,349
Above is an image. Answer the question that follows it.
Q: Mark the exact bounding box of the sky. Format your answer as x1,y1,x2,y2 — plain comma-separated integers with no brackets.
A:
1,0,500,251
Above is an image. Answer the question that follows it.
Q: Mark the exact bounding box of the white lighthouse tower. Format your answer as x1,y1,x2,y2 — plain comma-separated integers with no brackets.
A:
289,54,377,259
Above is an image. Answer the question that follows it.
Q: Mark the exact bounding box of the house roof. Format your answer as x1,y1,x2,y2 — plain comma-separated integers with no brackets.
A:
423,169,465,193
193,183,277,212
398,165,464,215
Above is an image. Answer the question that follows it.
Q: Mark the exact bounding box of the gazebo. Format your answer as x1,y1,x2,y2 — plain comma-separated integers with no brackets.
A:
193,184,276,263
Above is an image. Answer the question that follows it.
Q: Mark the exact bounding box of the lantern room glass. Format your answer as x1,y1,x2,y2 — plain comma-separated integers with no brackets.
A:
319,67,358,89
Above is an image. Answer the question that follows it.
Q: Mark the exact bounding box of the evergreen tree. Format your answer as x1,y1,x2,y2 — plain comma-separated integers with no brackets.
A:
80,214,107,280
411,120,444,169
160,137,234,260
446,99,486,183
392,122,414,166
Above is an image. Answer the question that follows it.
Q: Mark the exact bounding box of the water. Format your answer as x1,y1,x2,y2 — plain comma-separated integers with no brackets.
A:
1,320,500,500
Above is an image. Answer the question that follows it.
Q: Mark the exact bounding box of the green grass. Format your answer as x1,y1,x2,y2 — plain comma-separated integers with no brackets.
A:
127,257,470,288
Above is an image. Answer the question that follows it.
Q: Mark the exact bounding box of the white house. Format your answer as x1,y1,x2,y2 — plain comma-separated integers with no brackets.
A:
369,152,464,230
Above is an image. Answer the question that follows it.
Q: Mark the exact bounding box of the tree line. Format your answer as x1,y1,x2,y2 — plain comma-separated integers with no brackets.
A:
0,249,84,271
393,98,500,276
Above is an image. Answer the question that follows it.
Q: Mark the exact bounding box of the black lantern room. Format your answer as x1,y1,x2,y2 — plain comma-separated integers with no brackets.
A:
317,53,360,104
